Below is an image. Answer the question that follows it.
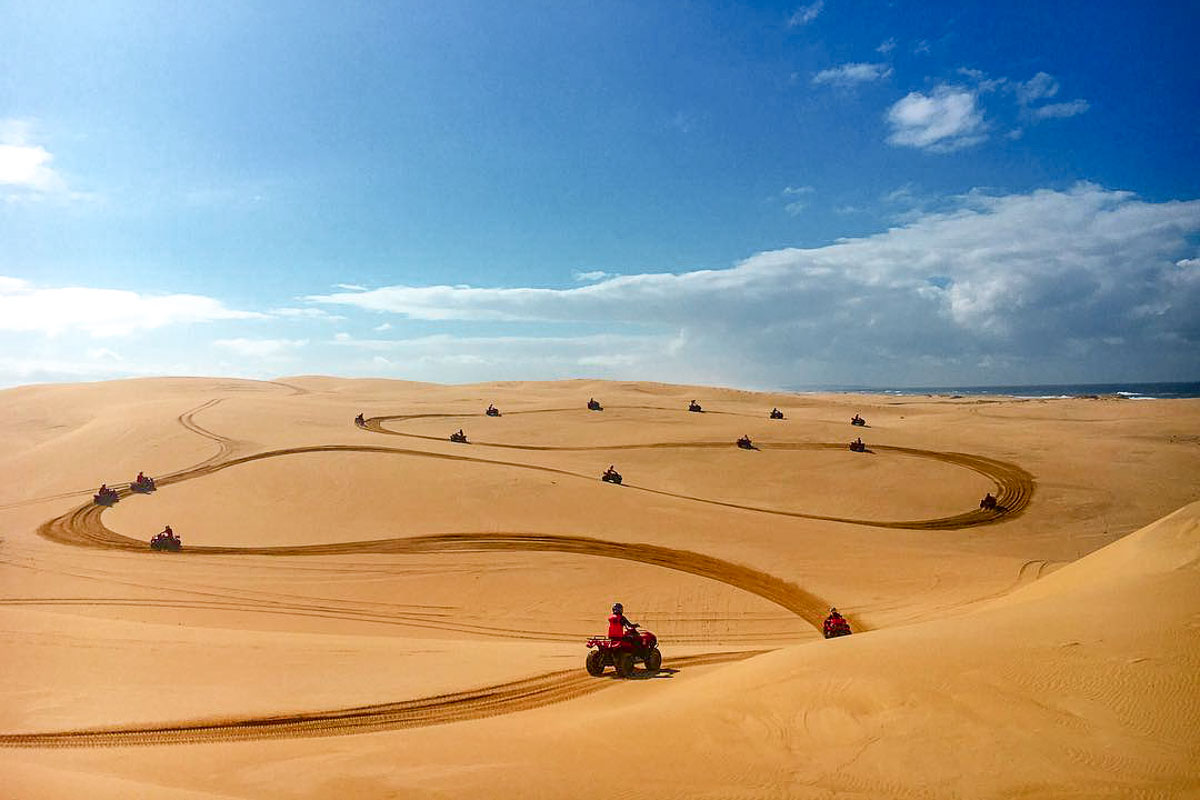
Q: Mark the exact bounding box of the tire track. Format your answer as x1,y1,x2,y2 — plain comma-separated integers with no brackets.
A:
363,413,1034,528
8,399,1035,747
0,650,765,748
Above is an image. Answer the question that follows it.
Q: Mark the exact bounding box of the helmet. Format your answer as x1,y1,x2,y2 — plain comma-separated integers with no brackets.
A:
612,602,623,613
829,607,837,614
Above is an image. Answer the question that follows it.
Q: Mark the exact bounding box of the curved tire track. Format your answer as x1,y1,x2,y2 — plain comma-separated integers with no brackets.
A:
10,399,1035,747
0,650,764,748
362,414,1034,528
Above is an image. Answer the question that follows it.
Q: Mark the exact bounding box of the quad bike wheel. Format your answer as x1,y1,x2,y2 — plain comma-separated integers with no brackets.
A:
586,650,606,677
615,652,636,678
644,648,662,673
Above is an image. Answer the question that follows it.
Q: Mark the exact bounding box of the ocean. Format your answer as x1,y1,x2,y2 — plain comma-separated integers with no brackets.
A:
788,381,1200,400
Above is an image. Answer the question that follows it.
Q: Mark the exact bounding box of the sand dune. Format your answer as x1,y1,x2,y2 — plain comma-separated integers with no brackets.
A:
0,377,1196,798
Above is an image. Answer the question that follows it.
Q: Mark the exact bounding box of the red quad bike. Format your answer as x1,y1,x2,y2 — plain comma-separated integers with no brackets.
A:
586,626,662,678
824,617,852,639
150,532,182,552
130,475,156,493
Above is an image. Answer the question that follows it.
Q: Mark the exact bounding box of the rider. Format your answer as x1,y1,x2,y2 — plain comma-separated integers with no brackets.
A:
136,472,146,483
823,607,845,637
608,602,639,645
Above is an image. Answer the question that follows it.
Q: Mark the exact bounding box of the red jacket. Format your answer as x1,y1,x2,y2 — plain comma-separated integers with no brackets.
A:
608,613,633,639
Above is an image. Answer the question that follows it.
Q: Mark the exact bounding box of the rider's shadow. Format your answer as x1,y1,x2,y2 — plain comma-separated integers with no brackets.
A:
618,667,679,681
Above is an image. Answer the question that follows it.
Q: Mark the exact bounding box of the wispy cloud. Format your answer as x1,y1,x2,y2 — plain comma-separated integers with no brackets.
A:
1013,72,1088,122
335,283,368,292
213,338,308,358
876,38,896,54
781,185,815,216
1031,99,1090,119
812,62,893,87
269,307,345,321
308,185,1200,385
787,1,823,27
0,277,264,337
574,270,613,283
1015,72,1059,105
885,86,986,152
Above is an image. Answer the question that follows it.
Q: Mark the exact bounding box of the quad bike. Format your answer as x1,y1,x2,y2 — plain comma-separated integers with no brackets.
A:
485,406,501,417
980,494,998,510
849,439,866,452
586,626,662,677
601,468,623,485
769,408,784,420
449,431,469,443
587,399,603,411
93,487,119,506
150,532,182,552
130,475,156,493
688,401,703,413
851,415,866,426
736,436,755,450
823,617,852,639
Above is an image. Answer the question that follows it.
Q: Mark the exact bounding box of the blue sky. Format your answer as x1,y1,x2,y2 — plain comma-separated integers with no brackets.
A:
2,0,1197,388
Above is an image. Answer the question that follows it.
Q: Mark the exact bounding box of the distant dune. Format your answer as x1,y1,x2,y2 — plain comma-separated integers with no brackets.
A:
0,377,1196,798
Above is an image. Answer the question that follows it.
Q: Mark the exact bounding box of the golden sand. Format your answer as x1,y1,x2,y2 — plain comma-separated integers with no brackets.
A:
0,377,1196,797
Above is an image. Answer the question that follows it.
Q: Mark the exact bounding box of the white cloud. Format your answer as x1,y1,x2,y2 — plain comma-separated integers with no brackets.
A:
0,277,264,337
885,86,986,152
309,185,1200,385
1032,99,1090,119
334,283,368,292
876,38,896,54
574,270,613,283
787,1,823,27
213,338,308,358
373,322,393,332
812,62,893,87
0,119,68,195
